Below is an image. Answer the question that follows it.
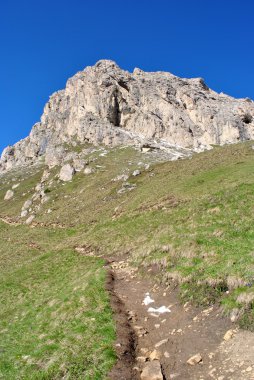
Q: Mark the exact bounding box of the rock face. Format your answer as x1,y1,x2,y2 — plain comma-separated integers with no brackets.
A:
1,59,254,173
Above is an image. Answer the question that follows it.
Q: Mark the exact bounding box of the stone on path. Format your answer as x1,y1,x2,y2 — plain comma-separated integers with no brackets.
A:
155,338,168,348
141,360,163,380
187,353,202,365
223,329,234,341
149,350,161,361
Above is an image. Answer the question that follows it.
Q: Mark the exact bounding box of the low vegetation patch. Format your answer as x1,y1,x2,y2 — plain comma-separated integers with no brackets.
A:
0,223,115,379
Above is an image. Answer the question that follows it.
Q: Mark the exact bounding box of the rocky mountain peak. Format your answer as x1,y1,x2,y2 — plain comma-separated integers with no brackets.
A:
1,60,254,173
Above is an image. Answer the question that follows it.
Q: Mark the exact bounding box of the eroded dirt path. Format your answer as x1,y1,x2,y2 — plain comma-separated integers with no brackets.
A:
108,257,254,380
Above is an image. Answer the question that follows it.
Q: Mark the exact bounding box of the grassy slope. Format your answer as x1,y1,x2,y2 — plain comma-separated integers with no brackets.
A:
0,141,254,378
78,143,254,325
0,223,115,379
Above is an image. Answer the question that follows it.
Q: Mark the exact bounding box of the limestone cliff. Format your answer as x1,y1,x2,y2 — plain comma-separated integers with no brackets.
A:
1,60,254,172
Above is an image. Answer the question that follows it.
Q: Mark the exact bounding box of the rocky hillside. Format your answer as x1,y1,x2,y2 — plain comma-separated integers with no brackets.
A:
1,140,254,379
1,60,254,173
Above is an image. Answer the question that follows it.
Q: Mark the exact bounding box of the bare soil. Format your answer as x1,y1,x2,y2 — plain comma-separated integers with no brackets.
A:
107,257,254,380
106,270,138,380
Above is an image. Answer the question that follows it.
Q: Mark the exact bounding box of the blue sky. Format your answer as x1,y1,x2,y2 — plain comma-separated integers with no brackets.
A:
0,0,253,154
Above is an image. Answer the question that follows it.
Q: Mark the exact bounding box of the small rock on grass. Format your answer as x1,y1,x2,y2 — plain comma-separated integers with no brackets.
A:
84,167,94,175
132,169,141,176
141,360,163,380
25,215,35,225
4,190,14,200
187,353,202,365
230,308,240,322
22,199,32,210
21,209,28,218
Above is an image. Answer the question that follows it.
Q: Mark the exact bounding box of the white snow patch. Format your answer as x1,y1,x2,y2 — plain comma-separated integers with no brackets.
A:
143,293,155,306
148,306,171,314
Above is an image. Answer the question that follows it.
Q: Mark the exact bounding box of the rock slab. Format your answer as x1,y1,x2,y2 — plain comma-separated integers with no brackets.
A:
141,361,163,380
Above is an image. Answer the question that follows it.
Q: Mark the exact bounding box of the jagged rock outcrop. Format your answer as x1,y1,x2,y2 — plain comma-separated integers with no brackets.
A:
1,60,254,173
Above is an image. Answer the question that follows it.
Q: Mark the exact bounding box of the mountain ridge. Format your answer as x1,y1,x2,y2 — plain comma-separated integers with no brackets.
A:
1,59,254,173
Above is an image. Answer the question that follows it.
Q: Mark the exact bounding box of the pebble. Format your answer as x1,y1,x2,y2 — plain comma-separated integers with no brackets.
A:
155,339,168,348
187,353,203,366
223,330,234,341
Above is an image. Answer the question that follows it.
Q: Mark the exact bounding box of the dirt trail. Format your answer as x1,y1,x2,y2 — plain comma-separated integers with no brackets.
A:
0,216,21,225
108,257,254,380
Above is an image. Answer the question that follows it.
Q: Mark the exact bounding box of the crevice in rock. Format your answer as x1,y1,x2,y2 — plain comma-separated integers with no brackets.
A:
118,80,129,92
188,127,194,137
109,91,122,127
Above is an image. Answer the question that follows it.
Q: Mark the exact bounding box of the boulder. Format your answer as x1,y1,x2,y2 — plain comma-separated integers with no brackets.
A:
35,183,44,192
132,169,141,176
84,167,94,175
21,210,28,218
73,159,86,172
25,215,35,225
4,190,14,200
22,199,32,210
59,164,75,181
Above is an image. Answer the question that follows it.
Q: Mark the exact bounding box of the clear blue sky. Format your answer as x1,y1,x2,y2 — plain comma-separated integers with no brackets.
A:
1,0,254,154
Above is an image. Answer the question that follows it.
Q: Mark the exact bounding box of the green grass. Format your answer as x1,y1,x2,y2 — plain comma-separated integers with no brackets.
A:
0,223,115,379
72,142,254,321
1,140,254,377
